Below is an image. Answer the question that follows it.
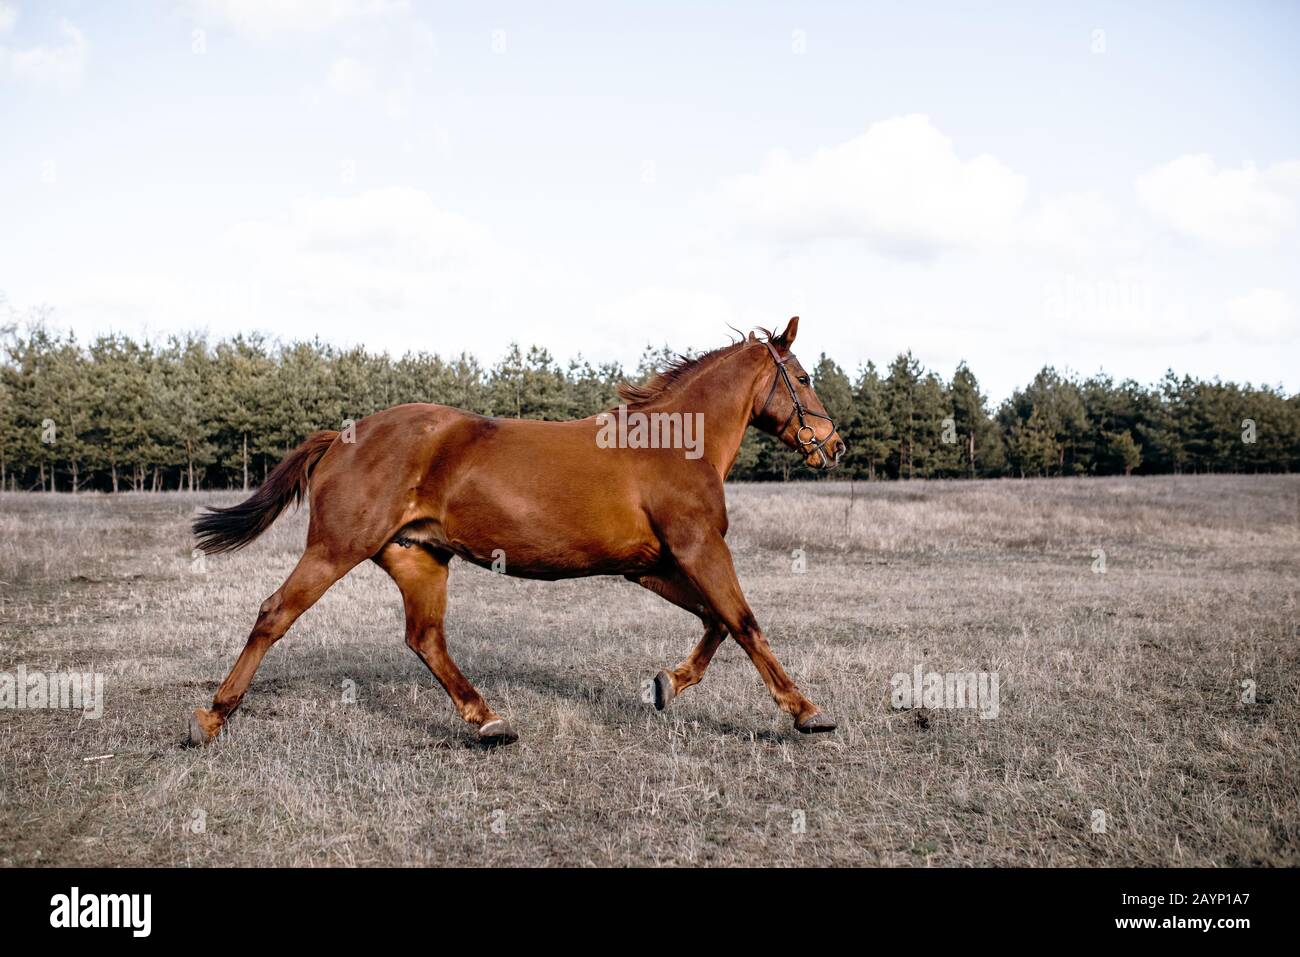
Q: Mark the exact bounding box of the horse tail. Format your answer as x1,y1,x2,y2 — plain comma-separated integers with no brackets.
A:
192,430,339,555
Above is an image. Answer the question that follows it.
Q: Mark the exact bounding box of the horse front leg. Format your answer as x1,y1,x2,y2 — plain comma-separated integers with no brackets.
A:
662,530,835,734
632,569,727,710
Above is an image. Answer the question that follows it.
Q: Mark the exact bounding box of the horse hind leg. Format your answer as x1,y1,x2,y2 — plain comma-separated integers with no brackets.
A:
375,541,517,747
187,542,356,746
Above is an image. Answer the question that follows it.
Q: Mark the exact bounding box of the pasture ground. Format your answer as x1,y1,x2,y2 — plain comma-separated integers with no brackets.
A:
0,475,1297,866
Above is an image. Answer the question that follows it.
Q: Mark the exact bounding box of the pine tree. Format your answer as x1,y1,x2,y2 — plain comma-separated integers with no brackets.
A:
949,363,990,478
1106,430,1142,476
850,362,893,480
884,352,924,479
211,335,275,490
88,334,155,492
159,336,218,491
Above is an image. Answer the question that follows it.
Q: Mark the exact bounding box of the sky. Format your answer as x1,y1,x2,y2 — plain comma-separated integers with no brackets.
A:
1,0,1298,401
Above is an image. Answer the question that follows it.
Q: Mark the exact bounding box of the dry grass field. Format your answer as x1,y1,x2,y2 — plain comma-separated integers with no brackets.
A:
1,475,1297,867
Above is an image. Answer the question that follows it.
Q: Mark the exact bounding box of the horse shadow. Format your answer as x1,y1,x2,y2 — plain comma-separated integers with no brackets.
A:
310,651,800,747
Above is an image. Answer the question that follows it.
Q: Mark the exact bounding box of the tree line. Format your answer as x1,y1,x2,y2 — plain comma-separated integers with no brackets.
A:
0,323,1295,492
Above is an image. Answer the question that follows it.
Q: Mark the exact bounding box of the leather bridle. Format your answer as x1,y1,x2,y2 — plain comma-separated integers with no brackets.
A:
759,341,840,470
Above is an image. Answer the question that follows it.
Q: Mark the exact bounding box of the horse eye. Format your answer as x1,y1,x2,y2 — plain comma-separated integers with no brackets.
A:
797,375,810,385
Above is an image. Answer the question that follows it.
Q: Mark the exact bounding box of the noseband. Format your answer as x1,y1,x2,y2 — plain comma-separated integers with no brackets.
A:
759,341,838,469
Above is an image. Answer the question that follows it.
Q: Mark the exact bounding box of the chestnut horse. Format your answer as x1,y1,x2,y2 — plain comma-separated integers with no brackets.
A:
188,317,846,747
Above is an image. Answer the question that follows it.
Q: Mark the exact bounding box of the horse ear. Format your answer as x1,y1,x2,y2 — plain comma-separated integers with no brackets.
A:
747,331,756,342
773,316,800,350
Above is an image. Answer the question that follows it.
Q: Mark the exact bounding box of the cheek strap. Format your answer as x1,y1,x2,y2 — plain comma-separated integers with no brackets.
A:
758,341,837,467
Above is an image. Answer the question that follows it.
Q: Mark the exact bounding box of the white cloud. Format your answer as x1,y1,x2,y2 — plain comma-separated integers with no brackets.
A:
177,188,588,357
0,2,19,35
1224,288,1294,342
714,114,1028,256
595,286,740,359
28,190,507,329
1136,154,1300,246
0,17,87,88
1019,191,1126,260
707,116,1160,287
223,188,500,310
327,56,372,96
189,0,408,36
324,56,414,118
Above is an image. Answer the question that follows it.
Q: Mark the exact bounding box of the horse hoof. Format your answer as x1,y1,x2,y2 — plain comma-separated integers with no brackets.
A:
185,709,220,748
653,670,675,711
478,718,519,748
795,712,837,734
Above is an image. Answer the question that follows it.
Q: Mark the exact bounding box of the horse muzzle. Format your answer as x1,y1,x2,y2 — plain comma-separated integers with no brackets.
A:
801,431,846,470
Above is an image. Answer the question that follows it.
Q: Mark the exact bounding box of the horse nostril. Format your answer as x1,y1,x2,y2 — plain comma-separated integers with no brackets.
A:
833,440,846,461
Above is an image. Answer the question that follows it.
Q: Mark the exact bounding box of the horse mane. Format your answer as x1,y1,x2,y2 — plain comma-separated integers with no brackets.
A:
617,330,772,409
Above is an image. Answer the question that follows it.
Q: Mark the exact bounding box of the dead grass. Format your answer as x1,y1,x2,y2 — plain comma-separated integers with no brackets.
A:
0,475,1297,866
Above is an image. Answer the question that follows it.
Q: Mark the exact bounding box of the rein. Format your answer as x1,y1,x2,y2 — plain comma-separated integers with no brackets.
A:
759,341,838,469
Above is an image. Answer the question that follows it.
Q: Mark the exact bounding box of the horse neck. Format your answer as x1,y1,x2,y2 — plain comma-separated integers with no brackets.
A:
652,345,769,479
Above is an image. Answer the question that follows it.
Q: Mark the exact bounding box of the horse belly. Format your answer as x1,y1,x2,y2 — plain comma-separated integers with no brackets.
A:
438,487,659,579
